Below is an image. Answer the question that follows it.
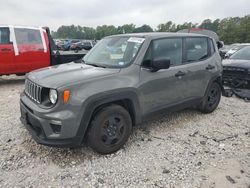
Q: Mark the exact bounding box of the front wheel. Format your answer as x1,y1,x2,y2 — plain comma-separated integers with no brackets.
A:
86,105,132,154
199,82,221,113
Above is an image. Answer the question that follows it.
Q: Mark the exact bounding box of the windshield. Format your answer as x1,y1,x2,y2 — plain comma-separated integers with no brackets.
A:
230,46,250,60
83,36,145,68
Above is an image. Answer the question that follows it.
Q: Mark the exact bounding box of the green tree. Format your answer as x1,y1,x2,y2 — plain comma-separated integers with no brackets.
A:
175,22,197,31
199,19,220,32
82,27,96,40
51,15,250,44
95,25,118,39
157,21,176,32
133,24,153,33
55,25,84,39
117,24,136,34
217,17,241,44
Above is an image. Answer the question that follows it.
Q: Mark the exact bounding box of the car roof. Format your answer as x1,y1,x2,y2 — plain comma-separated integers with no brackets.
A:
0,25,45,31
105,32,208,40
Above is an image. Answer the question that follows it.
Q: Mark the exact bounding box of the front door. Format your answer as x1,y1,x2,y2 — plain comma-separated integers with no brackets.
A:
139,38,190,115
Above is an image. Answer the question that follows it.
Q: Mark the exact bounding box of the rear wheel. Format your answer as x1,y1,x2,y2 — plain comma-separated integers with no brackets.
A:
87,105,132,154
74,47,80,53
199,82,221,113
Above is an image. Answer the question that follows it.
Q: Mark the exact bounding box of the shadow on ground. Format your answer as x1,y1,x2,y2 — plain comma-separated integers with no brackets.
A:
19,108,202,167
0,76,25,86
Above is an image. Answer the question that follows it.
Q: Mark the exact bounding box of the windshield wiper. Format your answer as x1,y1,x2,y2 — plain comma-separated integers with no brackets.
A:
86,63,107,68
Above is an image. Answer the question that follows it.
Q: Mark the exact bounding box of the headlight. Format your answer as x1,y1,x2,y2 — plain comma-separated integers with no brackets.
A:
49,89,58,104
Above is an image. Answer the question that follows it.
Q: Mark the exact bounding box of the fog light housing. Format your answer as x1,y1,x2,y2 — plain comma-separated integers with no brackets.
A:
50,123,61,134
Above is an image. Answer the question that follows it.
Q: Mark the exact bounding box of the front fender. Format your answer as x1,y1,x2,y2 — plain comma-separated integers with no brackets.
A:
75,89,142,143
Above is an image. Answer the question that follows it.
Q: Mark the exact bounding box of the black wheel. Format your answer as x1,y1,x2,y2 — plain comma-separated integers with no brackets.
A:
74,47,81,53
86,105,132,154
199,82,221,113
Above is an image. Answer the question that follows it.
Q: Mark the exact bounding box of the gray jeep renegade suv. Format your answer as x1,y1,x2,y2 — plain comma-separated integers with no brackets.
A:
20,33,223,154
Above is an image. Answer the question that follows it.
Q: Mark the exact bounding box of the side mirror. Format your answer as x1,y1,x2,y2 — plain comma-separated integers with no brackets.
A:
151,59,170,72
217,41,223,49
224,54,230,59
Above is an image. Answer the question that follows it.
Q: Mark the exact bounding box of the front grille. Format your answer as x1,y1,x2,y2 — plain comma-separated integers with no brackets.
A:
223,67,246,72
223,67,247,75
25,79,43,104
223,67,249,78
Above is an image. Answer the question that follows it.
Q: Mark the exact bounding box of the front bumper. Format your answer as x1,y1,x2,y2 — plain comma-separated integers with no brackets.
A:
223,74,250,89
20,94,83,147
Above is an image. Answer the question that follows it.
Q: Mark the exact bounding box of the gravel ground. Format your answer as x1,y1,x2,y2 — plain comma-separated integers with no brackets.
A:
0,75,249,188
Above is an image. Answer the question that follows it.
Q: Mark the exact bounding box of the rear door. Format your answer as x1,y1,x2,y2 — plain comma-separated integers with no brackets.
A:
14,27,50,73
183,37,215,97
0,27,15,75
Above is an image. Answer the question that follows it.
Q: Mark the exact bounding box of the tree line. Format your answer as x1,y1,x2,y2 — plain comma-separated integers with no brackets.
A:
52,15,250,44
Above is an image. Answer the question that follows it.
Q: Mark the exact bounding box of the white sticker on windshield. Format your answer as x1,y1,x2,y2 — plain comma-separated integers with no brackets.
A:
128,37,145,44
118,62,125,66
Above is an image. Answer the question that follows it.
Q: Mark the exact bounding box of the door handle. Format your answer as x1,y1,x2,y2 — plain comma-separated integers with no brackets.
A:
206,64,215,70
175,71,186,77
1,48,11,52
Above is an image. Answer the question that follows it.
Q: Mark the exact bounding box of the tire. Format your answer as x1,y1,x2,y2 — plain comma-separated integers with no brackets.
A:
74,47,81,53
86,104,132,154
199,82,221,113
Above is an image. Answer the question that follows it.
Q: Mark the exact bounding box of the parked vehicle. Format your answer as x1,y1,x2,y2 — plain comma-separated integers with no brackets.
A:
20,33,223,154
70,41,83,52
55,40,66,50
224,43,250,58
59,39,80,51
219,45,232,59
70,40,94,52
223,46,250,89
81,41,94,50
0,25,86,76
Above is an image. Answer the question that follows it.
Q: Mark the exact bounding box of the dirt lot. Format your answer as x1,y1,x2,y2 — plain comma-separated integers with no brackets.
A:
0,75,249,188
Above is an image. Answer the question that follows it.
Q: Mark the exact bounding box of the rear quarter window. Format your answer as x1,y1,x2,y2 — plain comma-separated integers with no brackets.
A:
14,28,43,45
184,37,208,63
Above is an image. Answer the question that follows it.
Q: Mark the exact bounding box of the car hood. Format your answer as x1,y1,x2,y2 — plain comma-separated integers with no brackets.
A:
27,63,120,88
222,59,250,69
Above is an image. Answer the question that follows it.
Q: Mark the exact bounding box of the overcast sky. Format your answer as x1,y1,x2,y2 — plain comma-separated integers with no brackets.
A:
1,0,250,31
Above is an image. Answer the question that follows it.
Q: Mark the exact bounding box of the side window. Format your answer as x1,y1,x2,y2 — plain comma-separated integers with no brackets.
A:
185,37,208,62
0,28,10,44
153,38,182,66
14,28,43,45
209,39,215,55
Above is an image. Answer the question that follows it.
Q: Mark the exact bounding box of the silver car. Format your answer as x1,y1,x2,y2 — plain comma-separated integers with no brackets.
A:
20,32,223,154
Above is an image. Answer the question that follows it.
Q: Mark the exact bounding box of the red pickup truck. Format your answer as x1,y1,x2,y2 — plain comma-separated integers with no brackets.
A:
0,25,85,76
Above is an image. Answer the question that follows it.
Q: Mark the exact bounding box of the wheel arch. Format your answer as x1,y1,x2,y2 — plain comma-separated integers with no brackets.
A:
75,90,142,143
204,74,224,96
